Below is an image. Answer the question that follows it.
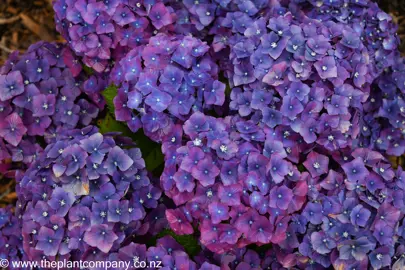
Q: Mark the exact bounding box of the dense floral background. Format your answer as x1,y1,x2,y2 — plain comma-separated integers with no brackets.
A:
1,0,405,269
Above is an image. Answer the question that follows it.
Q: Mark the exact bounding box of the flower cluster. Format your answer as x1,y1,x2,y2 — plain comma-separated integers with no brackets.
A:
360,60,405,156
219,1,403,156
53,0,276,71
109,33,225,142
167,0,270,35
15,126,165,260
1,0,405,269
53,0,176,72
0,206,24,262
160,111,405,269
0,42,105,176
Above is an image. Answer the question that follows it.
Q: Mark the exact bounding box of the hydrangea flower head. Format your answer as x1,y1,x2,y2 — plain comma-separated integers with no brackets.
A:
0,42,103,177
110,34,225,142
16,126,164,260
2,0,405,268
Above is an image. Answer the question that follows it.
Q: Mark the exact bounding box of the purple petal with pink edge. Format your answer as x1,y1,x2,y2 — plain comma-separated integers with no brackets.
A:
84,224,118,253
166,209,193,235
0,112,27,146
149,3,172,29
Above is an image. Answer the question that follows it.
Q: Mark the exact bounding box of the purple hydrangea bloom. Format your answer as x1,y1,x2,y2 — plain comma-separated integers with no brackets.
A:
166,209,193,235
109,34,224,141
269,185,293,210
36,227,63,256
32,94,56,117
342,157,369,182
350,205,371,227
0,42,102,177
218,1,403,161
15,126,162,259
53,0,179,72
105,146,134,175
0,113,27,147
47,187,75,217
268,155,290,184
2,0,405,268
0,71,24,101
83,224,118,253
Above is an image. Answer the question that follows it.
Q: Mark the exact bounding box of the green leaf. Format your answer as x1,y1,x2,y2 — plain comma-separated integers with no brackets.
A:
96,113,132,137
225,81,232,97
82,65,94,75
143,145,164,172
247,243,272,255
219,72,232,97
297,164,306,172
149,229,201,257
102,85,118,117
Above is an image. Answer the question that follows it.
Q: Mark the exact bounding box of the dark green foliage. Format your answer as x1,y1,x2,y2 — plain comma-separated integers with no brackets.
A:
148,229,201,257
102,85,117,117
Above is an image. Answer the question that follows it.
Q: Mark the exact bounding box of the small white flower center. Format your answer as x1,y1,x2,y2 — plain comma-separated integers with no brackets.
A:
220,145,228,153
193,138,202,146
